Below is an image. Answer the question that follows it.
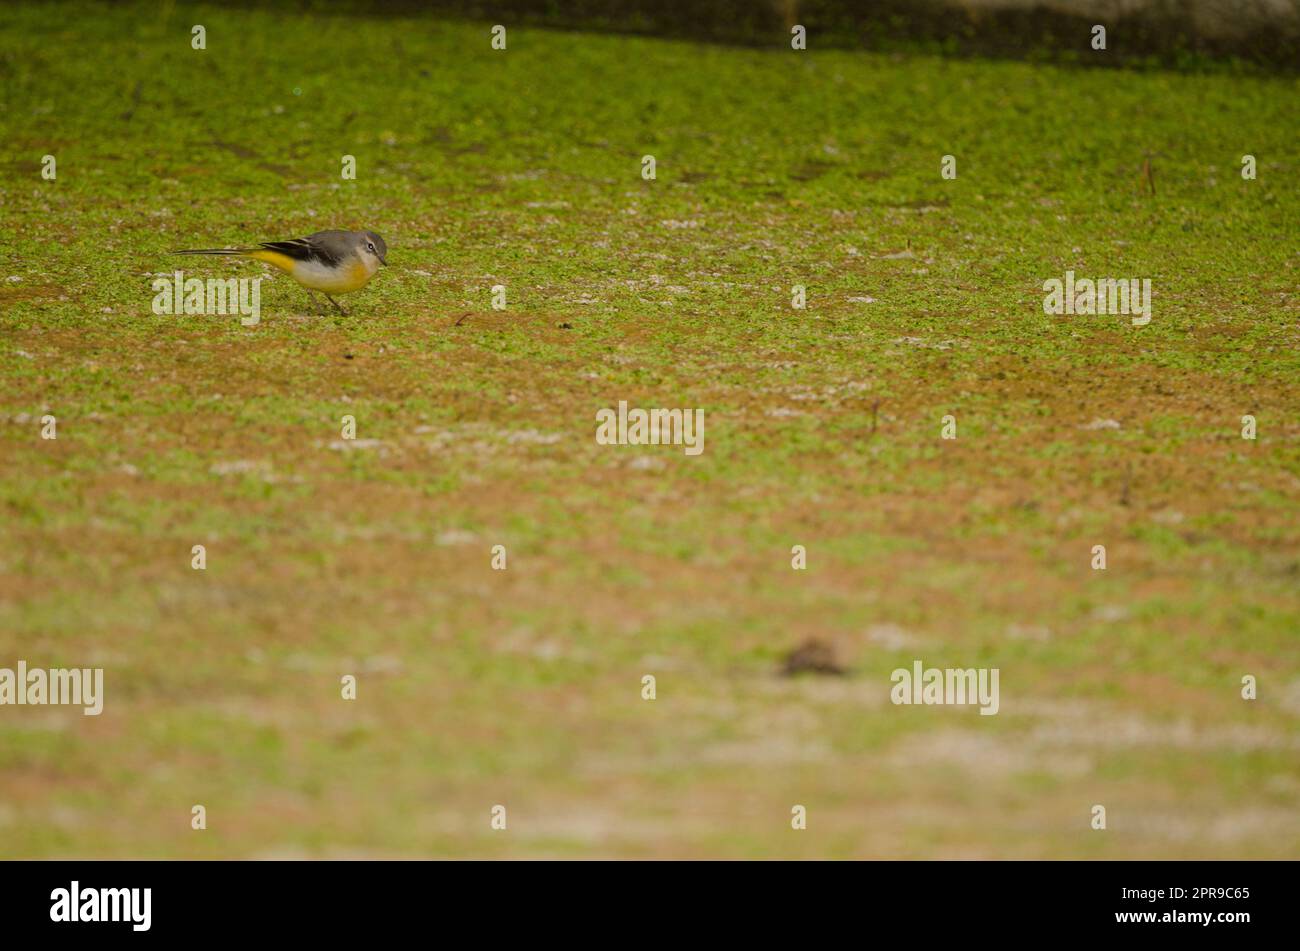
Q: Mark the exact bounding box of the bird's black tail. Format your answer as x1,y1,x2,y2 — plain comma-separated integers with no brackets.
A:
172,248,256,256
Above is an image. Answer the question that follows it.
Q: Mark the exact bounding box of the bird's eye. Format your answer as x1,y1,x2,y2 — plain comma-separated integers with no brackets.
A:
366,243,375,252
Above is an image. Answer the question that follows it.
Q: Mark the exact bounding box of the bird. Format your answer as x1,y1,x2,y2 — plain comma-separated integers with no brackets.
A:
173,229,387,315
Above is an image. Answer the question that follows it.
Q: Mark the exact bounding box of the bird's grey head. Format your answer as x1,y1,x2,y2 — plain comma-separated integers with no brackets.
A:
358,231,387,266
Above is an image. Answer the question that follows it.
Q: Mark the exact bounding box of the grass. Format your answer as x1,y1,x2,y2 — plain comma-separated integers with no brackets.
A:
0,1,1298,858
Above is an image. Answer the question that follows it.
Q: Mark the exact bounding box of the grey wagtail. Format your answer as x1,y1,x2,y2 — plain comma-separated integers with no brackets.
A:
174,230,387,314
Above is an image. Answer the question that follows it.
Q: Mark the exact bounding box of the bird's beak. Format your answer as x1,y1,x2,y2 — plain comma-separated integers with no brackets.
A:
377,252,387,267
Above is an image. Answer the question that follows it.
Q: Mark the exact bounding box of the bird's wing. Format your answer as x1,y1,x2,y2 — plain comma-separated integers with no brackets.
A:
258,236,345,267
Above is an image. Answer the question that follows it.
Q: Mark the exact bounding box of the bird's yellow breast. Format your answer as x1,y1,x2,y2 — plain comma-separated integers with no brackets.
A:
336,259,374,292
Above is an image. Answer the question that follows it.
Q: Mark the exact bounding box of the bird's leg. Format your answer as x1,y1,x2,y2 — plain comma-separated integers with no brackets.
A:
324,293,349,316
305,290,325,316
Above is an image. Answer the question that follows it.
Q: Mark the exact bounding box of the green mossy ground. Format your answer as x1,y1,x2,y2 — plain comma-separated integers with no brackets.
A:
1,2,1297,857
